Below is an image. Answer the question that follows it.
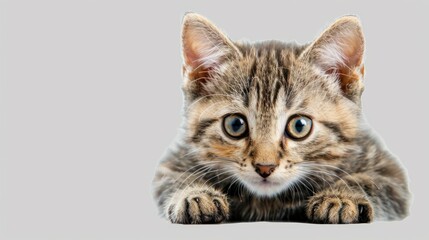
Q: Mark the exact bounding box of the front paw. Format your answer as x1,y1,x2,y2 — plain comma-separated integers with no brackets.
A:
166,186,229,224
306,191,374,224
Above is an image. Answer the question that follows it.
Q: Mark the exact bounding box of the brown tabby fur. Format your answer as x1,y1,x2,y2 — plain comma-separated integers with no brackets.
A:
152,13,410,224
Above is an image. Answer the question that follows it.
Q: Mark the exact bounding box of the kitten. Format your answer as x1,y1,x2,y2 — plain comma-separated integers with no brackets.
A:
152,13,410,224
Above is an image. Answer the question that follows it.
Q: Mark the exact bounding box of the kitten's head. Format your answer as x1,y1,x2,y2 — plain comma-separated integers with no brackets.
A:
181,13,365,197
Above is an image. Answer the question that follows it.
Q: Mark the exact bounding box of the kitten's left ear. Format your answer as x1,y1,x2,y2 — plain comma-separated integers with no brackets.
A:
303,16,365,101
181,13,241,81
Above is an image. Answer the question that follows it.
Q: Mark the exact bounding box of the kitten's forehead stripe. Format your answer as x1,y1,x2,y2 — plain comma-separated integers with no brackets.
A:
237,42,302,111
233,42,304,139
281,68,289,86
242,61,256,108
272,80,282,106
255,81,261,106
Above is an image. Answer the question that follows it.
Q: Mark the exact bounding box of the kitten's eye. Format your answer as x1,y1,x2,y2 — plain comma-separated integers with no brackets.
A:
223,114,248,139
285,115,313,140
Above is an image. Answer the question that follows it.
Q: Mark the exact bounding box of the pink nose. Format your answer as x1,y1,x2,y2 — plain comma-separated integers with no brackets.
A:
254,164,278,178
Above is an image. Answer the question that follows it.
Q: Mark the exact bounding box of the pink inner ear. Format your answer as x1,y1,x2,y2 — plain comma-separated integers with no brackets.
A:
184,47,201,69
182,24,218,70
342,37,364,69
183,35,227,71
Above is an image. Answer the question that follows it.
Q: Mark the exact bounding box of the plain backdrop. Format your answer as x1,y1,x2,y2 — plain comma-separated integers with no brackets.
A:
1,0,428,239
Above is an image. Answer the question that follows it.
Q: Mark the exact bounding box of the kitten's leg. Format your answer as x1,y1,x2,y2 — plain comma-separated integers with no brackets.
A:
306,172,409,223
153,161,229,224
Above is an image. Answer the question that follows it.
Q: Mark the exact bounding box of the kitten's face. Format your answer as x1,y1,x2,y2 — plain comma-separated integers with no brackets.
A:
181,14,365,197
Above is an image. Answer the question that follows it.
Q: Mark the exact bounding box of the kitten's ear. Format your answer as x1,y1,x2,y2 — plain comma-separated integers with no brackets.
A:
181,13,240,76
303,16,365,101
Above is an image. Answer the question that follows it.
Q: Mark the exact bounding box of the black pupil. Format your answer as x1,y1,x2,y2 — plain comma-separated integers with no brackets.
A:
230,117,244,132
294,119,306,133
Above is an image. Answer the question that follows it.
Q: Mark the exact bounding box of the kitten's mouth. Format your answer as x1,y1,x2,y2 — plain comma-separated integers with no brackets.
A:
255,179,279,185
240,178,286,197
249,178,282,188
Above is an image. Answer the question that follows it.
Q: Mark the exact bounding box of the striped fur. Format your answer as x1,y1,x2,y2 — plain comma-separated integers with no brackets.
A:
152,13,410,224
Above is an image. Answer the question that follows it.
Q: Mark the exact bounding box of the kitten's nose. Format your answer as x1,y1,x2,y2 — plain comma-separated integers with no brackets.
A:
254,163,278,178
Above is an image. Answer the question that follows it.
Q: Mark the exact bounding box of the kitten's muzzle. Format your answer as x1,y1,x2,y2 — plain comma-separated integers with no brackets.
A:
254,163,278,178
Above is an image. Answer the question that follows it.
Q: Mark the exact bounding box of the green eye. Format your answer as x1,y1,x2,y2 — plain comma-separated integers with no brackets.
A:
285,115,313,140
223,114,248,139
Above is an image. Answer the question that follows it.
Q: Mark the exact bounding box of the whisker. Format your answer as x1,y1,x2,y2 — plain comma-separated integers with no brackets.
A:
299,162,376,198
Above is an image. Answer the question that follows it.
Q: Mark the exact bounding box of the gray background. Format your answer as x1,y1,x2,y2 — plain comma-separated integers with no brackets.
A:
1,0,428,239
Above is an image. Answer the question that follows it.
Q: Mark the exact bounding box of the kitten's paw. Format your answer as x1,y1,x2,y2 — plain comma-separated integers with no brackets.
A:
166,186,229,224
306,191,373,224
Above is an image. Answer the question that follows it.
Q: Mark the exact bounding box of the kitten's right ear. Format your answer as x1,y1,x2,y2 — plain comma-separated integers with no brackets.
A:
302,16,365,102
181,13,240,79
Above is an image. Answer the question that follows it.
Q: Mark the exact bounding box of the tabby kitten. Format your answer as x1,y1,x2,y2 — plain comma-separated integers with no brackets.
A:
152,13,410,224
